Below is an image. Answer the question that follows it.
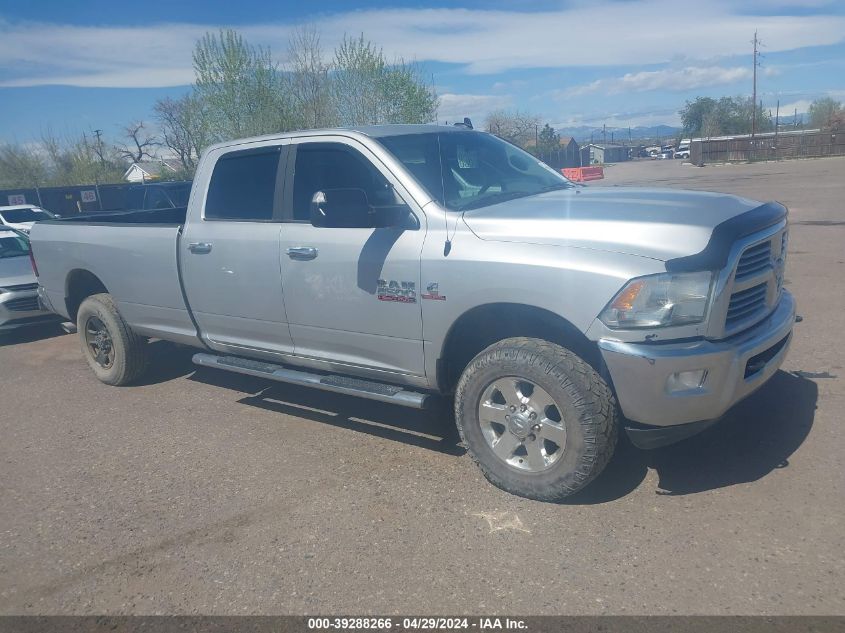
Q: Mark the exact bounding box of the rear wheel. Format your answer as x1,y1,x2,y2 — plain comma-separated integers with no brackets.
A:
454,337,617,501
77,293,148,386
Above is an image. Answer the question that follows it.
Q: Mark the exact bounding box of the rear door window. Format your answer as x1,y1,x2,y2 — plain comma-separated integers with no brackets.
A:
205,147,283,221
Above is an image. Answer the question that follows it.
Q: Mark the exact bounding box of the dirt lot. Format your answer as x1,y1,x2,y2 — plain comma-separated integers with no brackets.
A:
1,157,843,615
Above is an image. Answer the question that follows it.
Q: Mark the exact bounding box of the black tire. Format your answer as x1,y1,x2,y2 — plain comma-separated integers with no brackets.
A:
76,293,148,386
454,337,618,501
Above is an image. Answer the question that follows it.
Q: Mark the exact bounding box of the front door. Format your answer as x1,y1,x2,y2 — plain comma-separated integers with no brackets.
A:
181,143,294,355
279,139,426,376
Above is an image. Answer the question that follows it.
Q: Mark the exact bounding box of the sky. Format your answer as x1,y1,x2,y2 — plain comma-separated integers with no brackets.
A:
0,0,844,143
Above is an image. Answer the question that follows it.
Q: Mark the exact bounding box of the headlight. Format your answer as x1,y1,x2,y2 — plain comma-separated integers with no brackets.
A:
600,271,713,329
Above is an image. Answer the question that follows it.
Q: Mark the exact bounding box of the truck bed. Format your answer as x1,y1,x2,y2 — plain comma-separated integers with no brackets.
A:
30,211,198,345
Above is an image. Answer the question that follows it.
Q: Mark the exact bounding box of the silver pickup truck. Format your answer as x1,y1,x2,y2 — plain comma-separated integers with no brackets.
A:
30,125,795,501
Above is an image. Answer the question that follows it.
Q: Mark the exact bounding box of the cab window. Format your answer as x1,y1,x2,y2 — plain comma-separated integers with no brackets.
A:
290,143,393,222
205,148,282,221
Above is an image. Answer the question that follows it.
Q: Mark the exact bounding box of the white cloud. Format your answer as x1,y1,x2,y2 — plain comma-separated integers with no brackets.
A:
565,66,753,96
0,1,843,88
776,99,814,115
554,107,684,129
436,93,513,124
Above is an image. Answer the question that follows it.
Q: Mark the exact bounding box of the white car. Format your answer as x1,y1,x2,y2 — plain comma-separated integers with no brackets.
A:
0,205,56,235
0,226,61,332
675,145,691,160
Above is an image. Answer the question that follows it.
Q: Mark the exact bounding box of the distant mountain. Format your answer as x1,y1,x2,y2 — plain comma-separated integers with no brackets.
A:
557,124,682,143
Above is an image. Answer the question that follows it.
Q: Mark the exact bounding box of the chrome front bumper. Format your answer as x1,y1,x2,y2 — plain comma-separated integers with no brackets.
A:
599,290,796,427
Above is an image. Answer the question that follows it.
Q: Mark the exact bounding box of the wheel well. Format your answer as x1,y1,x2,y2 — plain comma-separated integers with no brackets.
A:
438,303,600,392
65,270,108,322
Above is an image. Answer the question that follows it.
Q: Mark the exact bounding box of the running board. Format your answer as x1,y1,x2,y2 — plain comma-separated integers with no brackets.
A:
192,353,430,409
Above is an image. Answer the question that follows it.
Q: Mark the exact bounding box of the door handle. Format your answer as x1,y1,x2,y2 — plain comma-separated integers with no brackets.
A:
286,246,318,261
188,242,212,254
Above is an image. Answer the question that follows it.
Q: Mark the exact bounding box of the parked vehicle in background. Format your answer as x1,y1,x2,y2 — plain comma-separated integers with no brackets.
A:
659,147,675,159
125,182,191,211
0,226,61,332
30,124,795,501
675,141,691,160
0,205,58,234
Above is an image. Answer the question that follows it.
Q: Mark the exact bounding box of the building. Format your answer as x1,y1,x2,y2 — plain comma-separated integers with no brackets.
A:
124,159,182,183
556,137,581,168
587,144,630,164
533,136,583,169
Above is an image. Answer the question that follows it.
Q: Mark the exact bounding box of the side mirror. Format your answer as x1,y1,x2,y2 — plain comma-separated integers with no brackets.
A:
310,188,372,228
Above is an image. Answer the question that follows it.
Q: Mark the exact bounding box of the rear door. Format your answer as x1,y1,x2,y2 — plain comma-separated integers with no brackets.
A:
278,138,426,376
181,143,294,355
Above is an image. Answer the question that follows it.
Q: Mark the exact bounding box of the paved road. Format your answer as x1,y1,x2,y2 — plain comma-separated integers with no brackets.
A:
1,158,843,615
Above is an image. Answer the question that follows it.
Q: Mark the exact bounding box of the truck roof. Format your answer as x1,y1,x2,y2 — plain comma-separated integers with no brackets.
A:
204,124,473,153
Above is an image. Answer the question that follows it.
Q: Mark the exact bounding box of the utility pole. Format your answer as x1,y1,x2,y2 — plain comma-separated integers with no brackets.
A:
92,129,106,166
602,124,606,145
751,30,762,138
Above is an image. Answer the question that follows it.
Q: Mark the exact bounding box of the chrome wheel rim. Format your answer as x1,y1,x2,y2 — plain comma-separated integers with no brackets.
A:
478,377,566,472
84,316,115,369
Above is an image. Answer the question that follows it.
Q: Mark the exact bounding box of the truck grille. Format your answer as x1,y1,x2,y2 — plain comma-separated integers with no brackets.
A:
6,296,40,312
4,283,39,292
726,283,768,327
734,240,772,280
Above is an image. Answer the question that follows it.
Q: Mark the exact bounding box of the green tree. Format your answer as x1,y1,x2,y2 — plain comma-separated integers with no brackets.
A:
680,96,772,137
192,29,294,141
680,97,718,137
0,144,49,188
808,97,843,130
0,132,125,189
537,124,560,154
331,34,438,126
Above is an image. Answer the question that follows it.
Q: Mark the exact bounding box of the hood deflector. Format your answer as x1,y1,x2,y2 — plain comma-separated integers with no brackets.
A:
665,202,787,273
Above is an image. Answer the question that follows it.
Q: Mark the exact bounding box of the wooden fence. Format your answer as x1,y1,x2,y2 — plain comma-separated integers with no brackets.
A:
691,130,845,165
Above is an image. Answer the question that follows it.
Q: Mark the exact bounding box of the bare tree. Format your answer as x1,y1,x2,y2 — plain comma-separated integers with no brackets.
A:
288,24,333,128
117,121,159,163
484,109,541,148
154,95,211,172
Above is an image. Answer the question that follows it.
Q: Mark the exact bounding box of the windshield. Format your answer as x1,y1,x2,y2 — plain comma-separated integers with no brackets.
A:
377,131,573,211
0,208,49,223
0,231,29,258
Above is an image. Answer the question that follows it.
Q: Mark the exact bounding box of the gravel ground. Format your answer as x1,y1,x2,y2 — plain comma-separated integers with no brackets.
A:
1,157,843,615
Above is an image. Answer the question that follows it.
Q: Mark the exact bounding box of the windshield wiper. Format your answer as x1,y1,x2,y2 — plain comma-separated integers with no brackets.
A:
536,183,575,193
457,183,574,211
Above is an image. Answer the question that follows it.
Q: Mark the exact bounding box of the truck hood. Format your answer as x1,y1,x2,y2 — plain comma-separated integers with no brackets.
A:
0,255,37,287
3,222,34,233
462,187,765,262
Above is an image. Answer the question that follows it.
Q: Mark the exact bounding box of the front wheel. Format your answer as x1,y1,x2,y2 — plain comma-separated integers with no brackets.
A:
454,337,618,501
77,293,148,386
